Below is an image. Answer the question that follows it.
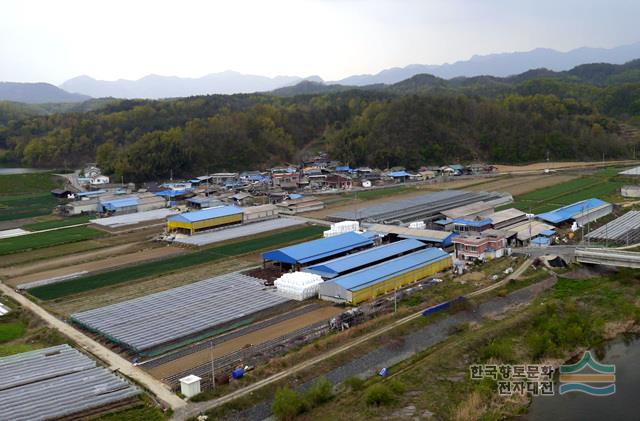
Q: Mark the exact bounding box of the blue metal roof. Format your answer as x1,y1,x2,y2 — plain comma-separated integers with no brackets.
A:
335,166,352,172
388,171,410,177
452,218,492,227
100,197,138,211
168,206,243,223
262,232,373,265
531,236,550,245
537,198,609,224
540,229,556,237
398,231,457,247
328,248,451,292
76,190,106,197
304,239,426,279
288,193,303,200
155,189,192,197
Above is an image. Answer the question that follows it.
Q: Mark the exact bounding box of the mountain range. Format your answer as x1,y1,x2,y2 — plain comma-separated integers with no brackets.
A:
2,42,640,103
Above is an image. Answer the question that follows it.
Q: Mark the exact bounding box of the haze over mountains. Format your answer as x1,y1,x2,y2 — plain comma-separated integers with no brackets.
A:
2,42,640,103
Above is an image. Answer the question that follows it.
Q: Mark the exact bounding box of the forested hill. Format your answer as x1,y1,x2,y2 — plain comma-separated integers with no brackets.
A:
1,60,640,182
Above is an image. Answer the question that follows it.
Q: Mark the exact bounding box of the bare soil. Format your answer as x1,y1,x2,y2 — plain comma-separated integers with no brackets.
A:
4,245,184,288
146,305,344,380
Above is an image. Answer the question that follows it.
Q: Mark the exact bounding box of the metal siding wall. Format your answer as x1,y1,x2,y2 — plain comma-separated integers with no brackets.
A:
350,256,452,304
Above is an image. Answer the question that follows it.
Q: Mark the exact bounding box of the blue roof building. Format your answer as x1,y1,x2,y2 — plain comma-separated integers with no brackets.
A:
262,232,373,266
99,197,138,213
318,248,452,304
537,198,612,225
167,206,243,234
304,239,426,279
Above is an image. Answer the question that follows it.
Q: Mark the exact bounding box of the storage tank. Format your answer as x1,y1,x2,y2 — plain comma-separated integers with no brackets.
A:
274,272,323,300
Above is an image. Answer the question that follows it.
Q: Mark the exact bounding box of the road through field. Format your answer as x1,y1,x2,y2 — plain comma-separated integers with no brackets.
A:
146,305,343,380
0,282,186,410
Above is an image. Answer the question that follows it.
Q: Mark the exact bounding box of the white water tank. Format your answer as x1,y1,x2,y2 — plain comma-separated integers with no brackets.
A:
180,375,202,398
274,272,323,300
408,221,426,230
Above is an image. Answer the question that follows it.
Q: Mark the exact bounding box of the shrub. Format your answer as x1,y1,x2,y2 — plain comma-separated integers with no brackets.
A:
304,377,333,406
272,386,307,421
388,379,406,394
344,376,365,391
365,383,394,406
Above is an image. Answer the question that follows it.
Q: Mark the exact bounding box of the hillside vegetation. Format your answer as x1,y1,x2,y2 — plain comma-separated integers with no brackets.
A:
0,61,640,181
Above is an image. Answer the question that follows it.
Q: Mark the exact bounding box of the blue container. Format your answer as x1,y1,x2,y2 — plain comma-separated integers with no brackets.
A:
232,368,245,379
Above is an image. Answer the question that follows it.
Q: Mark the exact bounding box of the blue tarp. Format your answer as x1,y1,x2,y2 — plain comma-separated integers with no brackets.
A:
328,248,451,292
304,239,426,279
168,206,242,223
531,236,550,246
537,198,609,224
335,166,352,172
452,218,492,227
262,232,373,265
540,229,556,237
288,193,303,200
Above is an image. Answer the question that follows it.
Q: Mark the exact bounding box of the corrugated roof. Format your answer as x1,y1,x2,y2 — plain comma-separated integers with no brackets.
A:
505,220,556,241
168,206,243,223
100,197,138,210
483,208,526,225
304,239,426,278
262,232,373,265
387,171,410,177
441,201,493,219
365,223,454,243
328,248,451,292
452,218,493,227
537,198,609,224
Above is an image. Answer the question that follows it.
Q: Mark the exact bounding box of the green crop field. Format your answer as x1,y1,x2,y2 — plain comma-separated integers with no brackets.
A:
0,172,64,221
505,171,624,214
29,225,325,300
23,215,92,231
0,226,104,256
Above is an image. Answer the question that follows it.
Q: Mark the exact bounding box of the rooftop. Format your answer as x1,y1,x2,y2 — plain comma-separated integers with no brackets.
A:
537,198,610,224
329,248,451,292
168,205,243,223
262,232,373,265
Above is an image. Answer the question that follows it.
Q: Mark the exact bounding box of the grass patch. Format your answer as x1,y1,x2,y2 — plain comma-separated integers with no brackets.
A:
92,401,168,421
0,172,64,221
23,215,92,231
0,321,26,342
0,172,62,196
30,225,325,300
0,226,104,256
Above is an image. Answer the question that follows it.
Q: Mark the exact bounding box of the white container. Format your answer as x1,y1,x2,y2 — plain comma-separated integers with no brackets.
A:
408,221,426,230
180,374,202,398
324,220,360,237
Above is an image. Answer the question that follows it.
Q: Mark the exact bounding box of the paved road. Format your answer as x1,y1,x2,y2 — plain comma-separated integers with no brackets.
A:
0,282,186,410
171,258,534,420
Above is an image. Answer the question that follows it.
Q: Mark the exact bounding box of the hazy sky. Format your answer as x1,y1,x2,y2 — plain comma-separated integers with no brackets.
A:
1,0,639,85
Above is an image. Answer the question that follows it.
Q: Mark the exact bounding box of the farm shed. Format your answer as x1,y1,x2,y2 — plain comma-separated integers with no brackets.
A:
71,273,290,355
504,220,556,244
167,205,243,235
441,201,494,220
242,204,278,223
318,248,452,304
275,196,325,215
64,198,99,215
262,231,374,269
0,345,139,421
136,193,166,212
621,185,640,198
304,238,427,279
537,198,612,226
364,223,456,247
99,196,138,214
483,208,528,230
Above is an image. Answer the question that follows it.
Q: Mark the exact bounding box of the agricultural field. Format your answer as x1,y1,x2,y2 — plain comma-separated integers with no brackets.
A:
0,172,63,222
0,226,105,256
504,169,625,214
0,295,66,356
23,214,92,231
28,225,325,300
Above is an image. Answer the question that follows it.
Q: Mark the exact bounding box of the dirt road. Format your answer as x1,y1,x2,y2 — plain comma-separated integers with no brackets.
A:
495,160,638,174
171,259,534,420
146,305,343,380
0,282,186,410
5,245,184,288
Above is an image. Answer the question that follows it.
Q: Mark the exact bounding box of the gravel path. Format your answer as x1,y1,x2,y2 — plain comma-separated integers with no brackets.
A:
227,276,556,421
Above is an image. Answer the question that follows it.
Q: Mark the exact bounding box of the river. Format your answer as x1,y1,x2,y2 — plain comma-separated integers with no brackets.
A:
524,334,640,420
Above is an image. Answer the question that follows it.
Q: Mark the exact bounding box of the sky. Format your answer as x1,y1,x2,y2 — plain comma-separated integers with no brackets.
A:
1,0,640,85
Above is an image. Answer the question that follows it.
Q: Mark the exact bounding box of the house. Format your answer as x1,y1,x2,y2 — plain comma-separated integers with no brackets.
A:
230,192,254,206
386,171,411,183
453,232,507,261
326,174,352,190
186,195,222,210
90,175,110,185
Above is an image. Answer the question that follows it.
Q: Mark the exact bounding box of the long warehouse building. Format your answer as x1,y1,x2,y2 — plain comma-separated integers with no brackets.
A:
167,205,243,235
71,273,290,356
304,238,426,279
319,248,452,304
262,231,374,269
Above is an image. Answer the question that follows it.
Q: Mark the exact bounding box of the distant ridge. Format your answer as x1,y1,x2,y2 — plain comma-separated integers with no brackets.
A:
0,82,90,104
